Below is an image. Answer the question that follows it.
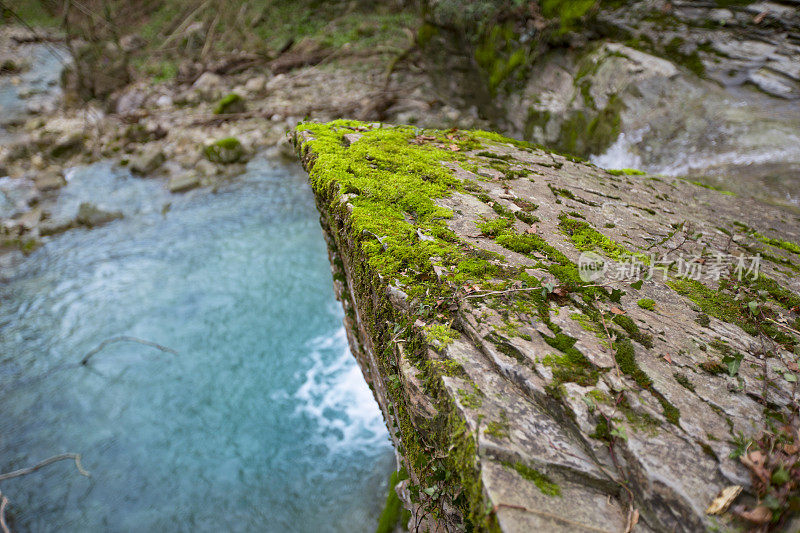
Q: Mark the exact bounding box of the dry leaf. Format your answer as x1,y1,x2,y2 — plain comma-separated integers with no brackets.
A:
553,287,569,297
754,11,768,24
448,144,460,151
705,485,742,515
738,505,771,524
525,225,538,234
788,361,799,372
663,353,673,365
610,307,626,315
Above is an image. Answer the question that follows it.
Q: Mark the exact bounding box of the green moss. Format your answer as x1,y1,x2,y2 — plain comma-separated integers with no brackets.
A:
555,94,624,157
424,324,457,349
376,468,410,533
203,137,246,164
558,214,644,264
612,314,654,348
607,168,646,176
541,333,598,387
615,337,680,425
476,217,513,237
686,179,735,196
504,462,561,497
637,298,655,311
674,372,695,392
213,93,245,115
541,0,598,32
664,36,705,77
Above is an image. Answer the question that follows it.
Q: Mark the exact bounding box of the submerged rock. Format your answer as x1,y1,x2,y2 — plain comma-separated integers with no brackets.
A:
294,121,800,533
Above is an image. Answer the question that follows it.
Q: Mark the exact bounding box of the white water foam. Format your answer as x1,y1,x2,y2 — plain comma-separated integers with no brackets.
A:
294,327,389,454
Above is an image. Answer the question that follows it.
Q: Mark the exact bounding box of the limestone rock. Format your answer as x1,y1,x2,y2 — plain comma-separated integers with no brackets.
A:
293,122,800,532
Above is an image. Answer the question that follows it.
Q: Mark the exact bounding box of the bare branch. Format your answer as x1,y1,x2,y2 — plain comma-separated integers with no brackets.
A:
0,453,90,482
80,336,178,366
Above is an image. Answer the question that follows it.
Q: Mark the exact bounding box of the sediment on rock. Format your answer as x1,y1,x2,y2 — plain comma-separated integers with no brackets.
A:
293,120,800,532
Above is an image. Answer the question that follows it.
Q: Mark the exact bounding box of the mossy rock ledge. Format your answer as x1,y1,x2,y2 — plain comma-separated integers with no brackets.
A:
292,121,800,532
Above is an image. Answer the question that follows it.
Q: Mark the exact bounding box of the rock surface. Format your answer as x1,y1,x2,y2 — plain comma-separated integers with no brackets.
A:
294,121,800,532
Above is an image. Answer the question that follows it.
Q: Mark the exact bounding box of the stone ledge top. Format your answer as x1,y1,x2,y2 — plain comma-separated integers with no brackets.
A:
293,120,800,532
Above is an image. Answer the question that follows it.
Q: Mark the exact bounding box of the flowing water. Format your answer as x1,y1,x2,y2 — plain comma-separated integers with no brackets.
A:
0,157,395,531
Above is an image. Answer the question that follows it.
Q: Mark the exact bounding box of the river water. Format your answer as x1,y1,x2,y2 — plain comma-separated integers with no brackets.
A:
0,158,394,531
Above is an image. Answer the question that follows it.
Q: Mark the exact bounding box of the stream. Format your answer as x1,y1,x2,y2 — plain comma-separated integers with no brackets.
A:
0,157,394,531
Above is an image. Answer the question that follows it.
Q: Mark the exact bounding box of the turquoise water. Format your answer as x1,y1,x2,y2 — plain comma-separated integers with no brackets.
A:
0,156,395,531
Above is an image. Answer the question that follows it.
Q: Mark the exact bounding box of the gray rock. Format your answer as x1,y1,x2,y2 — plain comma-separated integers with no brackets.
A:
129,146,166,175
75,202,122,228
168,172,201,193
32,170,66,192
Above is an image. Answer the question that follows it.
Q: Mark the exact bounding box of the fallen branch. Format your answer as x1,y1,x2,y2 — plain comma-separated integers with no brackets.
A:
0,453,90,482
80,336,178,366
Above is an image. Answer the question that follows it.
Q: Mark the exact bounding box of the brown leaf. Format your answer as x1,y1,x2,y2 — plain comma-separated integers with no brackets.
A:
663,353,673,365
788,361,799,372
553,287,569,297
610,307,626,315
754,11,768,24
448,144,460,152
738,505,771,524
525,225,538,234
705,485,742,515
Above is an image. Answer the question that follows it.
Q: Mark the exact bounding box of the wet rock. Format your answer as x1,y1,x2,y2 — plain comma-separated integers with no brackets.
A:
75,202,122,228
202,137,246,164
129,146,165,175
168,172,201,193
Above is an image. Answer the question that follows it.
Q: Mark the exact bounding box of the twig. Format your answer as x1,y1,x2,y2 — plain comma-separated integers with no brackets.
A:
0,453,90,482
80,336,178,366
765,318,800,338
